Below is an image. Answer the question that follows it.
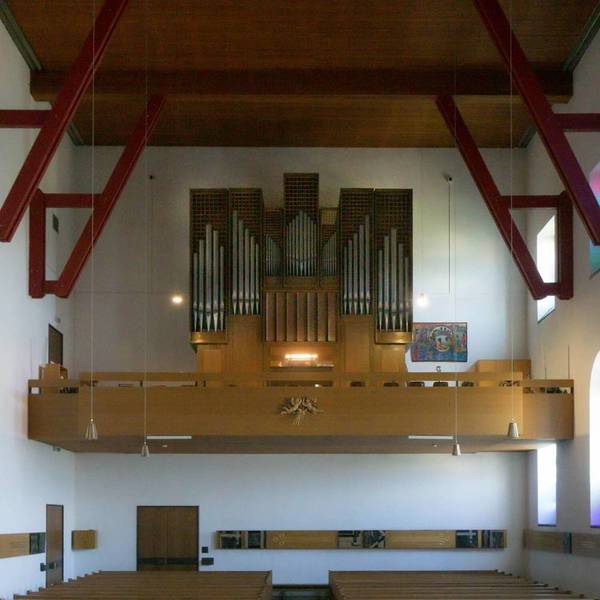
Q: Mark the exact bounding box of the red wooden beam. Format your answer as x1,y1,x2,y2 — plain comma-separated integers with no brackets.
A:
28,191,46,298
436,94,573,300
0,0,129,243
501,195,561,209
556,113,600,132
556,192,574,300
52,95,165,298
474,0,600,245
0,110,48,128
30,96,165,299
42,193,97,208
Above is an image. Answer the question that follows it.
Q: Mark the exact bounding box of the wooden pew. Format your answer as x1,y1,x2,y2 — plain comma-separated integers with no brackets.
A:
14,571,272,599
329,571,591,599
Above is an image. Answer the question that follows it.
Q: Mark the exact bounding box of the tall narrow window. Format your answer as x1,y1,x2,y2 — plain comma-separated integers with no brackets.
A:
536,216,556,321
589,164,600,277
591,352,600,526
537,444,557,526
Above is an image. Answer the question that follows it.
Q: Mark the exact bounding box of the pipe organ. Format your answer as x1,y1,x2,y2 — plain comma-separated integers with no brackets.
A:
190,189,229,340
189,174,413,353
230,189,262,316
284,173,319,279
320,208,337,279
374,189,413,343
339,189,373,316
264,209,284,279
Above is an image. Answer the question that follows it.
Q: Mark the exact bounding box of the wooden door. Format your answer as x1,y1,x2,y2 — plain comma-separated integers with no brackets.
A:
46,505,63,586
137,506,198,571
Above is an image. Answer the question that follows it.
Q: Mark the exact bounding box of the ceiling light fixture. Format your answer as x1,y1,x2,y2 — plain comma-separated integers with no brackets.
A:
171,294,184,305
408,435,454,441
147,435,193,441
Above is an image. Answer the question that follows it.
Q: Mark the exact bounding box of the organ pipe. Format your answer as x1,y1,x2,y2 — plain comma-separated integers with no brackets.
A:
230,210,261,315
286,210,317,277
376,227,411,332
192,223,227,332
341,214,371,315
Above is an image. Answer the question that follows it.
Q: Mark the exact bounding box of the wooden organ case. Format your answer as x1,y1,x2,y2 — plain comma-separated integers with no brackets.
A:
190,175,413,376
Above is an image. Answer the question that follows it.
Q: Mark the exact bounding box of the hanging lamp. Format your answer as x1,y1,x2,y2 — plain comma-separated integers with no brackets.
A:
506,0,519,441
140,1,151,458
86,0,98,442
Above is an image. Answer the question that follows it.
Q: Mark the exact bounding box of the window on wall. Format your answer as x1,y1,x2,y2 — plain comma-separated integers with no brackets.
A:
537,444,557,526
591,352,600,527
589,164,600,277
536,216,556,321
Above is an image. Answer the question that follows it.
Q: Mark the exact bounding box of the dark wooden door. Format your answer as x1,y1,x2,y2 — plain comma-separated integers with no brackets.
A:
46,504,63,586
137,506,198,571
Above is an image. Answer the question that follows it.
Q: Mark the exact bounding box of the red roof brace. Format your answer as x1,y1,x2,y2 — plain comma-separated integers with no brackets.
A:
29,96,166,298
437,95,573,301
474,0,600,245
0,0,129,242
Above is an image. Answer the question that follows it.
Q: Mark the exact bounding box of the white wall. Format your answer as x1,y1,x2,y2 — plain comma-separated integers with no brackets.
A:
0,21,78,600
73,453,527,584
524,26,600,600
72,146,529,374
65,97,533,587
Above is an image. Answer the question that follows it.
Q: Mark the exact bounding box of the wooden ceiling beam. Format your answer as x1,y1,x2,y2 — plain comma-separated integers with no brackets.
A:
30,68,572,102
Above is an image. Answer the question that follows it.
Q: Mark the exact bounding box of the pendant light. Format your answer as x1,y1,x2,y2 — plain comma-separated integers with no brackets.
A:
140,0,150,458
452,440,462,456
505,0,519,441
450,11,460,458
85,0,98,442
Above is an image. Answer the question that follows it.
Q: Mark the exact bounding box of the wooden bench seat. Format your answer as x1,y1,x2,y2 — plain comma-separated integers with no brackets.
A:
14,571,272,600
329,571,591,599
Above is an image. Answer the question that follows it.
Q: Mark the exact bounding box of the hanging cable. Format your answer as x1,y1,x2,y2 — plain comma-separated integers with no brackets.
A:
507,0,519,440
451,0,460,457
85,0,98,442
141,0,151,458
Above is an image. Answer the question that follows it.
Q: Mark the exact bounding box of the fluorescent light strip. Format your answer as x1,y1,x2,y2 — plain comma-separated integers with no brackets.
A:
284,353,318,361
146,435,193,441
408,435,454,441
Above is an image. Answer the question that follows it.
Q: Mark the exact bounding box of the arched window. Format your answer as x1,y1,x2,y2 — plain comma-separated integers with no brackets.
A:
589,164,600,277
591,352,600,526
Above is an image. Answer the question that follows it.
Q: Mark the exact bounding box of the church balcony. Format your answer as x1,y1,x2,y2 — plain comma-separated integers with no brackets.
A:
27,370,573,454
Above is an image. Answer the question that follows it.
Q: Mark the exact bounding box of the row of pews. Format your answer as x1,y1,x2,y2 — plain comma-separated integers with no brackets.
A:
14,571,272,599
329,571,592,599
13,570,591,599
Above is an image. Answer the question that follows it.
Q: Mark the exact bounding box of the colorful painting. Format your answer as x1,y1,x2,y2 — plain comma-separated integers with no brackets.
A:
590,164,600,277
410,322,468,362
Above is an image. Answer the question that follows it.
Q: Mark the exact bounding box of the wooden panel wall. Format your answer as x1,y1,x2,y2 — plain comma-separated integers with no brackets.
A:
217,530,505,550
523,529,571,553
71,530,97,550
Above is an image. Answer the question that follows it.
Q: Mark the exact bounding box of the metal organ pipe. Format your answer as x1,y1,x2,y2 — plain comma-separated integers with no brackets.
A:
192,224,227,332
341,214,371,316
375,227,410,332
286,210,317,277
229,210,261,316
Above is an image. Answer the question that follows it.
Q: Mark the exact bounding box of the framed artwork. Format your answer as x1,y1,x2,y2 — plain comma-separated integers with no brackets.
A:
217,531,243,549
410,322,468,362
455,530,479,548
363,530,386,549
337,530,363,549
244,531,265,549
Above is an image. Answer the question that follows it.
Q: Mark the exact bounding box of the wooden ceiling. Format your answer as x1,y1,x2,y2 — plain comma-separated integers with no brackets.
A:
6,0,598,147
